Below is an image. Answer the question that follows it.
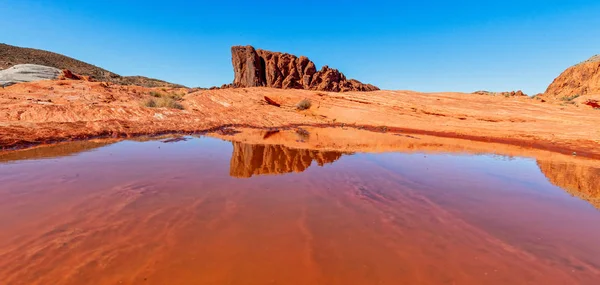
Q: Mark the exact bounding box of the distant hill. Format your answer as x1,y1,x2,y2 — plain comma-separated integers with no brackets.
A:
0,43,185,88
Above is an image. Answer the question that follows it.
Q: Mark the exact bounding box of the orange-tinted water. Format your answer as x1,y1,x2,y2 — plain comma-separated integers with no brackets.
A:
0,137,599,285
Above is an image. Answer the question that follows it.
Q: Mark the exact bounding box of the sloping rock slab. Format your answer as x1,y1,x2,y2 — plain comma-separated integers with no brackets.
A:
0,64,62,87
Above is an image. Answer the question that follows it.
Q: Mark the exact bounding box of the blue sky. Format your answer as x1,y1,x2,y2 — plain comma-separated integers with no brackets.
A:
1,0,599,94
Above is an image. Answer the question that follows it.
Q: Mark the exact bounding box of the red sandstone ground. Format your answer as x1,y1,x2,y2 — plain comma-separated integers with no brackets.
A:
1,78,599,158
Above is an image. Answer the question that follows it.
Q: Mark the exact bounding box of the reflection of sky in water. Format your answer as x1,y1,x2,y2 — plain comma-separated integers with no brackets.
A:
80,136,233,162
359,152,550,192
1,136,599,285
329,151,598,215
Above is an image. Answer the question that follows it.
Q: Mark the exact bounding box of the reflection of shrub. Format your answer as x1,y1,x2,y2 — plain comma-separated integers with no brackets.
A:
296,99,312,110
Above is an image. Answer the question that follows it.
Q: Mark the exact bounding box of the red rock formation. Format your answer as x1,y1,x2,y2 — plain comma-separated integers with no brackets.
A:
58,69,92,81
472,90,528,97
231,45,379,92
544,55,600,98
263,96,281,107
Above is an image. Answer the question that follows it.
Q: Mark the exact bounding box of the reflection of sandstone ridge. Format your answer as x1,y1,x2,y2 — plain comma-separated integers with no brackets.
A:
230,142,346,178
544,54,600,98
0,140,116,163
537,160,600,209
231,45,379,92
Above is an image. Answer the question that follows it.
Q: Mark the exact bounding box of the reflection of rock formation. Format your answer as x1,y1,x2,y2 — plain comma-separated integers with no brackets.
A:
230,142,347,178
0,140,116,163
537,160,600,209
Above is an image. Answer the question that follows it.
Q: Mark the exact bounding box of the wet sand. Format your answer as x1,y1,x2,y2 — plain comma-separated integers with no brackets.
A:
0,136,599,285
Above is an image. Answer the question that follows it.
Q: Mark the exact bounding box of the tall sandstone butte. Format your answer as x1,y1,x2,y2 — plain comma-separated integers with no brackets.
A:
544,54,600,98
231,45,379,92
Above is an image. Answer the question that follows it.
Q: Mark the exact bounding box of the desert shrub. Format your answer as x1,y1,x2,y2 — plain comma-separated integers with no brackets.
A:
169,92,185,100
296,99,312,110
151,90,185,100
561,94,581,101
150,91,162,97
156,97,184,109
143,97,184,110
145,90,185,110
143,98,157,107
295,128,310,141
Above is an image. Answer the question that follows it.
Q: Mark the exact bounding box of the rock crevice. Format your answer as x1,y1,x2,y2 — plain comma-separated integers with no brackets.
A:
231,45,379,92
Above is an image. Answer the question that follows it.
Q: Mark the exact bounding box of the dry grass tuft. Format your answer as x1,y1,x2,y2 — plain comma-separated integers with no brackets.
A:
143,97,184,110
296,99,312,110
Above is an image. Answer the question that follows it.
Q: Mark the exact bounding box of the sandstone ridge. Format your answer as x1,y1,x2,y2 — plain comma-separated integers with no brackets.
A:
544,54,600,98
231,45,379,92
0,43,184,88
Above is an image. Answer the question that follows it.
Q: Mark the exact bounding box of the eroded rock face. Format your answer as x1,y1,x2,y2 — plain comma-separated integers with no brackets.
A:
59,69,91,81
544,55,600,98
231,45,379,92
229,142,346,178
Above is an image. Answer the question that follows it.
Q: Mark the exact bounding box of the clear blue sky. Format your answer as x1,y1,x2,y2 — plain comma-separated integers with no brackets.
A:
2,0,600,94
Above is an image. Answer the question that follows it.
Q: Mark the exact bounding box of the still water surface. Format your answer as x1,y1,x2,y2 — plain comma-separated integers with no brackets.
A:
0,136,599,285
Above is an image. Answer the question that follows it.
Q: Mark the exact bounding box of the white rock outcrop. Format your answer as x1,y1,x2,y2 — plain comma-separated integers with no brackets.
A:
0,64,62,87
